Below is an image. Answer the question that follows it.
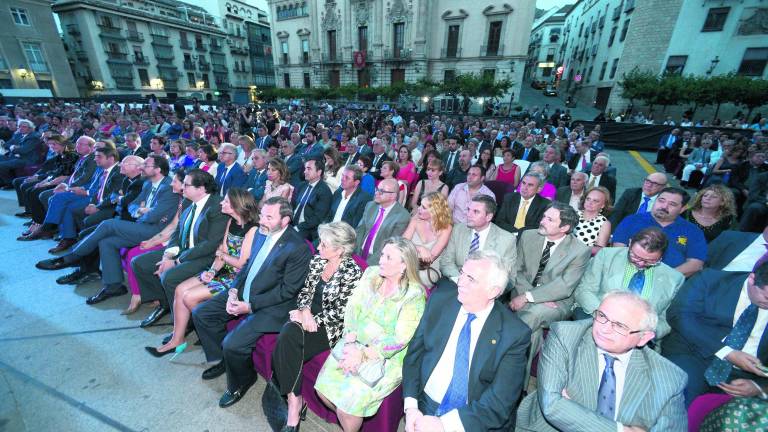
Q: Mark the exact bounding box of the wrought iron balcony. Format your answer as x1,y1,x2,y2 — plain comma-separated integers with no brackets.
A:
441,48,462,59
480,44,504,57
126,30,144,42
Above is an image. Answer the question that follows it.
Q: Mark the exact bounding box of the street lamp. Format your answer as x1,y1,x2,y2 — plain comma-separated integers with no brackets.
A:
17,67,29,80
150,78,164,90
196,80,205,89
91,80,104,90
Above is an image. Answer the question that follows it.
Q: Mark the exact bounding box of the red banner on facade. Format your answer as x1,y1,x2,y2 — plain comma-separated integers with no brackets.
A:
353,50,366,69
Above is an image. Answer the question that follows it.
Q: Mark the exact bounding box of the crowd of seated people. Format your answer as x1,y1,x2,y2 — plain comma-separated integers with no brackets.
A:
2,99,767,431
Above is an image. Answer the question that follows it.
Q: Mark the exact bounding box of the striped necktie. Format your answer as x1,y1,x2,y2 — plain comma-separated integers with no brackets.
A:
468,232,480,255
533,241,555,286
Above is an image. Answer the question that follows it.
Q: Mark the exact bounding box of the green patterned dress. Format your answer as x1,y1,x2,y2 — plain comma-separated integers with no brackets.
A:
701,397,768,432
314,266,425,417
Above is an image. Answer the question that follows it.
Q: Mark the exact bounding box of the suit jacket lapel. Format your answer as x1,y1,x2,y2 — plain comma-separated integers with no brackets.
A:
545,235,572,272
468,304,502,400
574,331,600,412
527,233,545,278
617,349,651,423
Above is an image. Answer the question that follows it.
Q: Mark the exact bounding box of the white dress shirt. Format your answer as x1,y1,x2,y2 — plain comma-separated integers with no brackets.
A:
715,278,768,360
472,224,492,252
332,188,356,222
403,303,495,432
568,190,584,211
723,236,767,272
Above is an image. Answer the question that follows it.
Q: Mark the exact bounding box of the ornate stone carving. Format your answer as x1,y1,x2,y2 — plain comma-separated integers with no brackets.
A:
387,0,412,23
321,1,341,31
355,0,370,25
738,8,768,35
441,9,469,21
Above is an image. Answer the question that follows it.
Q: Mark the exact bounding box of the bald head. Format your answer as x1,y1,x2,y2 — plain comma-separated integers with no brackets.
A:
375,178,399,206
642,172,668,197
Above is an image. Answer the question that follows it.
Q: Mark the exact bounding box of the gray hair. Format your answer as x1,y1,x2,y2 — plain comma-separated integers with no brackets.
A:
17,119,34,128
594,155,610,165
317,221,357,256
572,171,588,182
466,249,508,296
219,142,237,153
530,161,550,178
522,171,545,187
602,291,659,332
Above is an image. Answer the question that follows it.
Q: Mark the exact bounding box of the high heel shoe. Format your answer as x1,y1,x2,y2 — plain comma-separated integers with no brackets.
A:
121,295,142,315
145,342,187,360
280,403,308,432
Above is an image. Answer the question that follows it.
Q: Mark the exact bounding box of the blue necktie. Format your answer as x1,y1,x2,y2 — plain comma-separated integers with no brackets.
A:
523,148,530,161
242,233,269,302
637,196,651,214
295,185,313,222
704,304,759,385
437,312,476,415
628,269,645,295
597,354,617,419
468,232,480,255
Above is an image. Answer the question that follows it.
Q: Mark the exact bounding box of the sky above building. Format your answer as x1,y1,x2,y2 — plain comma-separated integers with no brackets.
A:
537,0,572,11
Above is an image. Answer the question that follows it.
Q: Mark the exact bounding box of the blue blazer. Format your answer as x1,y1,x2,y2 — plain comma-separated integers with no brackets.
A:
705,230,760,270
246,168,268,201
284,153,304,187
215,162,248,196
326,187,372,228
128,176,177,226
665,269,767,364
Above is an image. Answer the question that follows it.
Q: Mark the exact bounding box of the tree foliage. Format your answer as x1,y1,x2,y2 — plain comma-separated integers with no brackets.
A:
618,68,768,120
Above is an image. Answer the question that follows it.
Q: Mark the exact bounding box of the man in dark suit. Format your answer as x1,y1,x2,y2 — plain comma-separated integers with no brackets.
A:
291,159,332,241
403,250,531,431
369,139,391,180
297,128,324,163
740,171,768,233
253,124,273,150
326,165,372,228
664,264,768,406
245,149,268,201
0,120,43,187
441,137,462,174
120,133,148,159
133,169,228,327
584,155,616,198
37,157,179,302
514,136,540,163
656,128,681,164
50,147,125,253
192,197,312,408
542,145,568,188
344,134,372,166
706,227,768,272
495,172,550,234
555,171,587,211
355,178,410,266
568,141,597,173
282,135,304,187
445,149,472,190
214,143,248,197
609,172,668,231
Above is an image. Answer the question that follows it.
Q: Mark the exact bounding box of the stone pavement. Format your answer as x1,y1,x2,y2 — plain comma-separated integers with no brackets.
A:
0,150,657,432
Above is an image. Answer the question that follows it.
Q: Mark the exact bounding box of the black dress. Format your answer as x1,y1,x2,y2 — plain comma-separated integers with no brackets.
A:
683,210,732,243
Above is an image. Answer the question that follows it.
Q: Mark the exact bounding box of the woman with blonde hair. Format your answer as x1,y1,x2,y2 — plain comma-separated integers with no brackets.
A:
260,157,294,206
403,191,453,287
683,184,736,243
315,237,425,432
574,186,613,255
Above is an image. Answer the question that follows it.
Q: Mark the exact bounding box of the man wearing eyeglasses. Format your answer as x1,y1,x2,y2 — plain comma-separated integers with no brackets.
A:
517,292,688,431
214,143,247,197
354,178,409,266
574,227,685,338
609,172,668,231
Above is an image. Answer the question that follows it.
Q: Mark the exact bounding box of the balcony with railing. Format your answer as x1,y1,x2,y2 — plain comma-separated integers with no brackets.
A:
322,51,343,63
154,50,175,62
180,40,192,50
126,30,144,42
383,48,412,61
75,50,88,61
114,76,134,89
441,48,462,59
230,46,249,56
480,44,504,57
196,43,207,52
133,54,149,65
210,42,223,53
212,63,227,72
198,61,210,71
97,22,122,38
67,24,81,36
151,35,172,47
105,51,130,63
183,60,196,70
215,79,230,90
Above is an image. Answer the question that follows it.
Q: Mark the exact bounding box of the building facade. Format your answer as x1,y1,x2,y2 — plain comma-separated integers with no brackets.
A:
266,0,535,103
525,4,571,83
52,0,258,100
0,0,79,97
559,0,768,114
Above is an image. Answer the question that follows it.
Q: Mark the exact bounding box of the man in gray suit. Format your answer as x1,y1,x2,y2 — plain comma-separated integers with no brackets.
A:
517,292,688,431
574,227,685,338
440,195,517,281
510,201,591,375
355,178,409,266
